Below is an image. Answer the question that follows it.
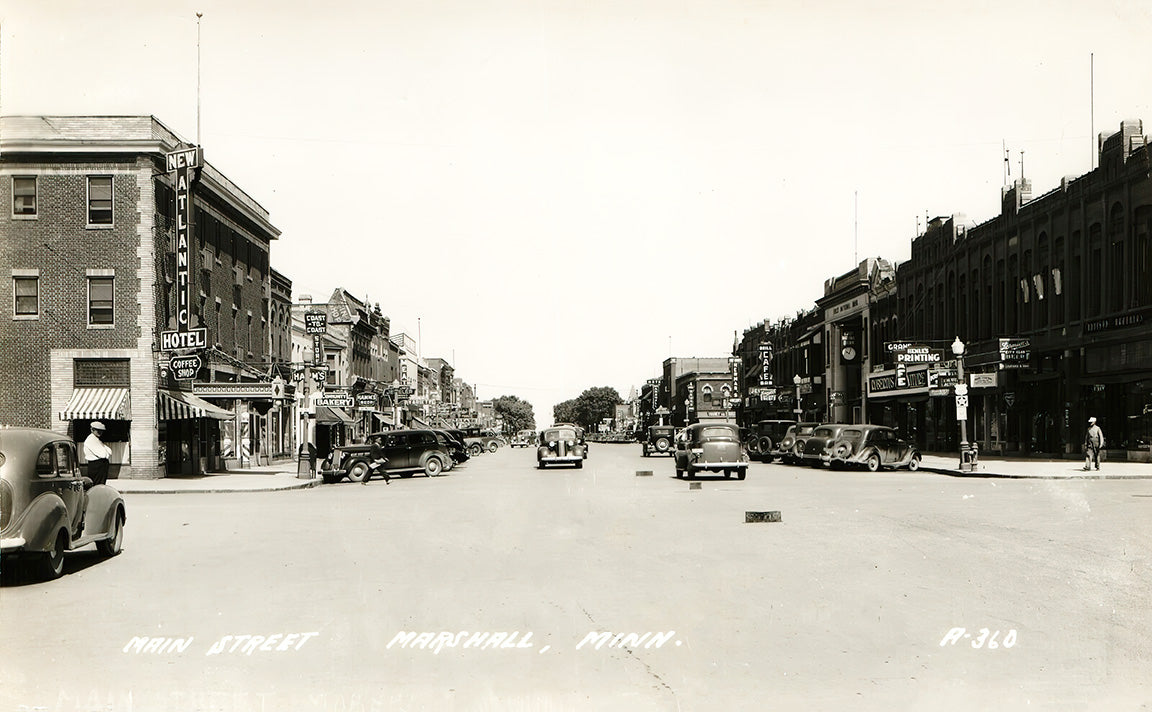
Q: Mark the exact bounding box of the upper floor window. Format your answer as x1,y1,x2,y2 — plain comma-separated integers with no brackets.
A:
87,176,113,226
88,275,114,326
14,274,39,317
13,176,37,217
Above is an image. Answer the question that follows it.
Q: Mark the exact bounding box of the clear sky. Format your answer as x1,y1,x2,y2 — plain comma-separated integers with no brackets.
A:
4,0,1152,422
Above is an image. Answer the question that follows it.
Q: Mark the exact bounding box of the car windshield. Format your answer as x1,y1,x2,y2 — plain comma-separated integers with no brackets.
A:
699,426,738,440
651,428,673,435
812,427,838,439
544,428,577,441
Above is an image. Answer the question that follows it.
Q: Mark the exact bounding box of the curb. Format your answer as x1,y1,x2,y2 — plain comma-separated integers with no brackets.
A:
118,479,322,494
920,466,1152,480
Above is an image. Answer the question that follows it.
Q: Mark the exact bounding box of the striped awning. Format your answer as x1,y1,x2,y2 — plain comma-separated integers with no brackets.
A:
158,389,233,420
316,405,354,424
59,388,131,421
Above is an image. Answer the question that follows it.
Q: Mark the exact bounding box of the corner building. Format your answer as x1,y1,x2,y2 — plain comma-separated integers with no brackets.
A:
0,116,283,477
896,120,1152,458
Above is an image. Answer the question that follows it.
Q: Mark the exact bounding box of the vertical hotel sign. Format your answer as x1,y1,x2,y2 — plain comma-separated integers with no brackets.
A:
161,147,207,351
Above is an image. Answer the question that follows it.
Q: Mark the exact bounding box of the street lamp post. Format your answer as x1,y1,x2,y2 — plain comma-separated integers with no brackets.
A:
952,337,973,472
793,374,803,422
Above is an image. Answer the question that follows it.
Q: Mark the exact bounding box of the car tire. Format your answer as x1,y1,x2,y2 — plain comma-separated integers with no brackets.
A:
723,469,732,478
685,465,696,479
488,441,499,453
347,461,371,483
469,444,483,456
758,437,773,455
866,453,881,472
574,460,583,469
424,457,443,477
654,437,670,453
908,454,921,471
537,460,545,469
737,468,747,481
96,508,125,557
39,530,68,580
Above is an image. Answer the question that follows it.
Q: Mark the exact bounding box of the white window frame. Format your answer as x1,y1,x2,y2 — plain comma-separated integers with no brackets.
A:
86,175,114,227
13,270,40,319
12,175,37,219
86,271,115,328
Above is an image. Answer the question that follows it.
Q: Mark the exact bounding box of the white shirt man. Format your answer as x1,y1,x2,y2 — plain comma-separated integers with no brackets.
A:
84,422,112,484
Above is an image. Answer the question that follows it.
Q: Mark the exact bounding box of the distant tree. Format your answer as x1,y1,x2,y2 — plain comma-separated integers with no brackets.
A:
492,395,535,435
554,387,623,431
553,398,578,426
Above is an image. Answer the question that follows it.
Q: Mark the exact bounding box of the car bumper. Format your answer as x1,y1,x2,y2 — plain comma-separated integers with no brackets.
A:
1,536,27,552
540,456,583,464
689,461,747,470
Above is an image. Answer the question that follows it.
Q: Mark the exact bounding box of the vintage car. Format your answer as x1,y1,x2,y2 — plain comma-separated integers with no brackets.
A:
537,424,587,469
456,427,506,456
800,424,853,468
773,422,823,465
319,429,452,482
510,430,537,448
673,422,749,479
432,429,468,467
641,425,676,457
827,425,922,471
746,419,796,462
1,427,125,580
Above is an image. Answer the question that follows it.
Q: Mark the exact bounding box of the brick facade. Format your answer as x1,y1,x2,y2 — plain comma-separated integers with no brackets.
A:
1,116,281,477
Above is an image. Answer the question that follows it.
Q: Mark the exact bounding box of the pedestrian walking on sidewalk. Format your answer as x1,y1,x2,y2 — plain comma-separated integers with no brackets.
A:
83,421,112,485
1084,417,1105,471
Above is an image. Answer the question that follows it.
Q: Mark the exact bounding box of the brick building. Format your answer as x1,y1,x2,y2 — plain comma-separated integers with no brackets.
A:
1,115,283,478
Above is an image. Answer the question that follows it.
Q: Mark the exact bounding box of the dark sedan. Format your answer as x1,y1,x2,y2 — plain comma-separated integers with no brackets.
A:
673,422,749,479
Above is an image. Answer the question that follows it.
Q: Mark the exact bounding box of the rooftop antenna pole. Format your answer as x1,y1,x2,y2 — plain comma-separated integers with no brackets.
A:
1020,150,1025,180
854,190,858,264
1003,140,1010,184
196,12,203,145
1090,52,1095,170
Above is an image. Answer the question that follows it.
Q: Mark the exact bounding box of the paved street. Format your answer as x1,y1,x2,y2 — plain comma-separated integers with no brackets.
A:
3,444,1151,711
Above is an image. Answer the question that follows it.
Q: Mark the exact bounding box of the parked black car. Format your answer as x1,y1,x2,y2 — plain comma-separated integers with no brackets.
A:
746,419,796,462
433,429,469,467
320,429,452,482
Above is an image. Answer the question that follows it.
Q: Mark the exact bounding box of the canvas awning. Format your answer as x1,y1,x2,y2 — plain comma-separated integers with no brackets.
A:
157,389,234,420
316,405,354,424
371,411,393,427
58,388,130,421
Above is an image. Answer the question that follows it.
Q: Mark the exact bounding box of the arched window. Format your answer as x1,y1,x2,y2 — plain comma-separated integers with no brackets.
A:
701,385,714,407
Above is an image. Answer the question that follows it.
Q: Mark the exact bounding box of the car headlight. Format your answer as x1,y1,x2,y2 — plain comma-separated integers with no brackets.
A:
780,438,793,449
549,441,557,448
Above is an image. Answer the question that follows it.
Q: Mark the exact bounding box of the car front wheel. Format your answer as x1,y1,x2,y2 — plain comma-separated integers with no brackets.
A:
866,453,882,472
424,457,443,477
96,508,125,557
347,461,371,483
488,441,499,453
908,454,921,471
469,444,483,456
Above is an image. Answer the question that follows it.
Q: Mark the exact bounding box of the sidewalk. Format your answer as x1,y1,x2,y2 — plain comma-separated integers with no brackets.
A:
918,452,1152,479
111,462,321,494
